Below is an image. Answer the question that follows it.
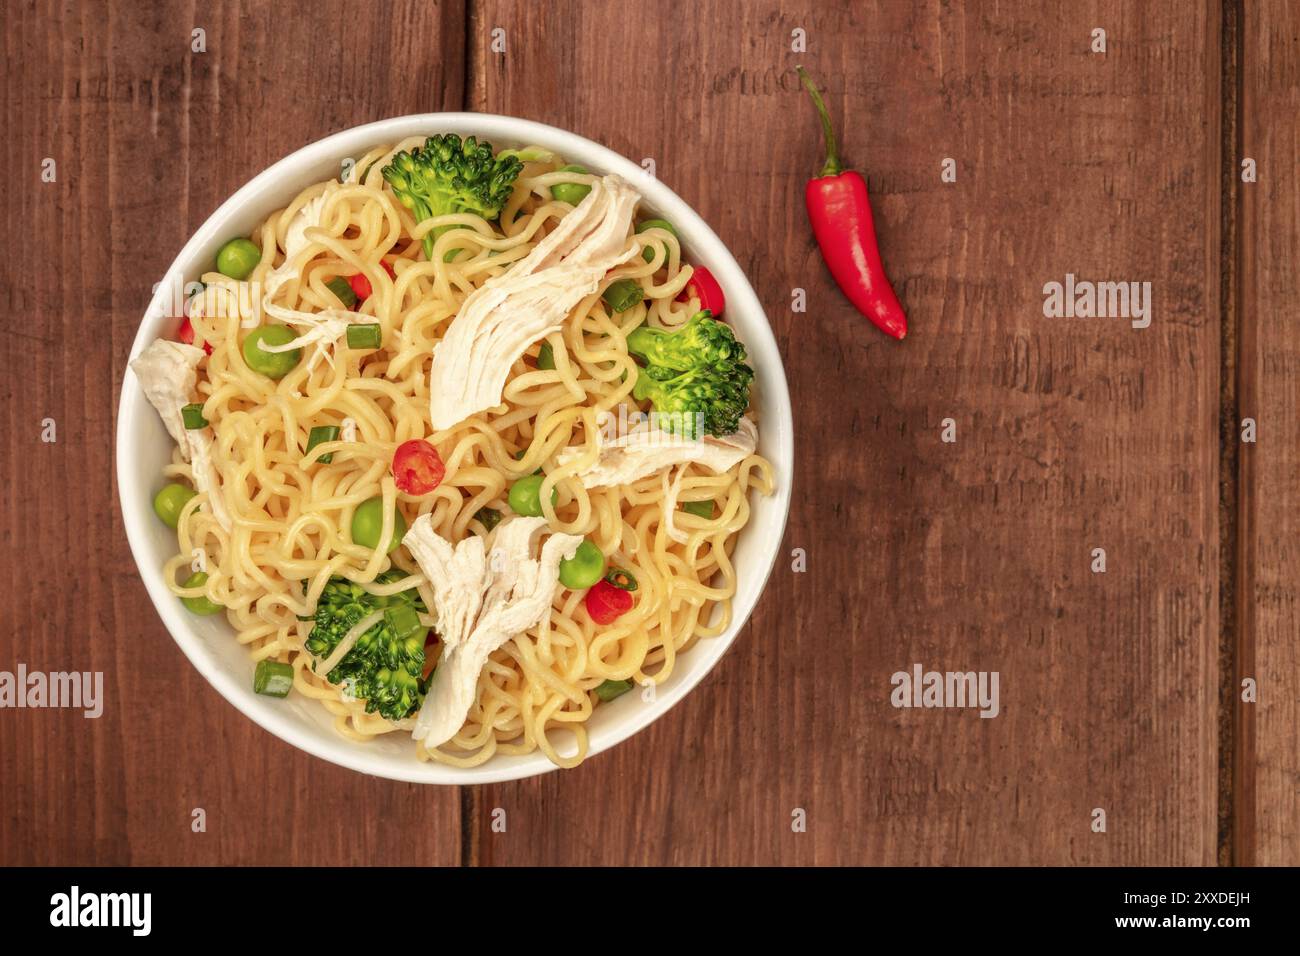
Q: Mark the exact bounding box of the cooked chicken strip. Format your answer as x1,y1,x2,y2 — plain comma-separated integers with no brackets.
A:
558,416,758,489
130,337,233,531
428,174,642,431
402,515,582,747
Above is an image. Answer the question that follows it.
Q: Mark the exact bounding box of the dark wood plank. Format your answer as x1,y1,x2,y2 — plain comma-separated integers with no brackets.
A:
1240,0,1300,867
467,0,1222,865
0,0,467,865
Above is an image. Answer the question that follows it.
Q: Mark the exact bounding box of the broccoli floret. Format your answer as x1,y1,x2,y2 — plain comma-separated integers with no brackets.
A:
626,311,754,439
304,570,429,721
381,134,523,260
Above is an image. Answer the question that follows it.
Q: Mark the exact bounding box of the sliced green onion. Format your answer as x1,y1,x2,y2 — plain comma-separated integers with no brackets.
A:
306,424,340,464
537,342,555,369
595,678,634,702
682,499,714,519
602,278,643,313
605,568,638,592
254,659,295,698
181,403,208,429
345,323,382,349
474,507,503,531
383,603,423,640
326,276,357,309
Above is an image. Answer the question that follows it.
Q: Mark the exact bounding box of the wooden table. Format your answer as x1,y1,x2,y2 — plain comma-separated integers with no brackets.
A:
1,0,1295,867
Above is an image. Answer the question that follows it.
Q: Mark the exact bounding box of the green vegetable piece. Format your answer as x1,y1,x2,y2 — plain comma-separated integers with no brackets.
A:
474,507,503,531
559,540,606,589
181,403,208,430
551,165,592,205
682,499,714,519
605,567,638,591
303,570,428,720
242,325,302,379
254,659,295,698
383,603,423,640
508,474,557,516
351,497,407,553
345,323,382,349
382,134,524,260
216,238,261,280
602,278,644,313
626,311,753,439
537,341,555,369
306,425,341,464
181,571,223,616
636,218,678,264
326,276,357,309
595,679,634,702
153,483,197,529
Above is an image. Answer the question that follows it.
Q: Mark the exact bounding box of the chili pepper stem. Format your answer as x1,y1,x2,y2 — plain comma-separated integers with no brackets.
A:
796,66,843,178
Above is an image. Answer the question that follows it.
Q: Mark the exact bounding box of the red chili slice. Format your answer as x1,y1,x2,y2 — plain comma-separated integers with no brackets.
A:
177,316,213,355
585,579,634,624
678,265,725,317
391,439,445,496
380,260,397,280
349,272,373,303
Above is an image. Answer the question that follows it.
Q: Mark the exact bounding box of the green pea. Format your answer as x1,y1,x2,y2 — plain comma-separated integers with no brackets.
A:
559,540,606,590
242,325,302,379
351,496,407,553
181,571,223,616
551,165,592,205
537,341,555,370
153,483,197,529
508,474,557,516
216,238,262,280
636,218,678,264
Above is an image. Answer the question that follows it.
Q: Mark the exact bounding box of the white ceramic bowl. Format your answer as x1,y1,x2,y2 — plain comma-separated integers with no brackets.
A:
116,114,794,784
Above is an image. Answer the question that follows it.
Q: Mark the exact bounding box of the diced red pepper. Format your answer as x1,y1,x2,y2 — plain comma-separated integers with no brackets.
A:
391,439,445,496
349,272,373,303
177,316,213,355
677,265,725,317
380,260,397,280
585,579,634,624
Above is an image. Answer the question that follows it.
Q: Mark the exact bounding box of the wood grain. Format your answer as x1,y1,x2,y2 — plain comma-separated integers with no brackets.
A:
0,0,468,866
2,0,1294,867
466,0,1223,865
1239,0,1300,867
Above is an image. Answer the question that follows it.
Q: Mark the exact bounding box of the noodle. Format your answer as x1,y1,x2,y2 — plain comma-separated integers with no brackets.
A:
160,142,776,768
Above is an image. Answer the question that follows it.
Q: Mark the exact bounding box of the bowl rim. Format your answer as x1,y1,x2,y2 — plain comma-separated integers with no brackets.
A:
115,112,794,785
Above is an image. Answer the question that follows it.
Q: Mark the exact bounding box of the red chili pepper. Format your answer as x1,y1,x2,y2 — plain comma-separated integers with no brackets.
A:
391,439,445,495
585,579,633,625
380,260,397,280
797,67,907,340
177,316,213,355
678,265,726,317
349,272,373,303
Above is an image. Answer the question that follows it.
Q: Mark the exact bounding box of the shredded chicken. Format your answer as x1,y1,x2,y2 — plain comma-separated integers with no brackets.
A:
130,337,233,532
257,183,361,372
129,339,206,457
428,174,643,431
558,416,758,489
402,515,583,747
